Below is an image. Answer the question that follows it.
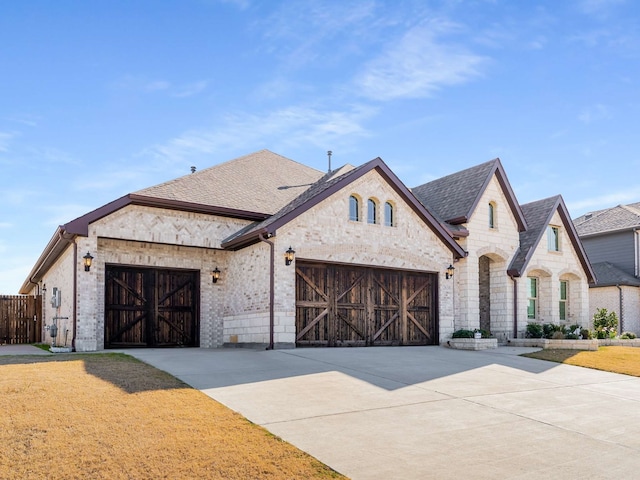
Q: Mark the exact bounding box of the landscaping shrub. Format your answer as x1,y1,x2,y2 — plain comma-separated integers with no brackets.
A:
543,323,565,339
452,329,474,338
526,323,543,338
592,308,618,339
620,331,637,339
551,330,566,340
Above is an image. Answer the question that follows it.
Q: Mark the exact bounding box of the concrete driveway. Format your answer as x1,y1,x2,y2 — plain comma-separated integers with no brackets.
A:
126,346,640,479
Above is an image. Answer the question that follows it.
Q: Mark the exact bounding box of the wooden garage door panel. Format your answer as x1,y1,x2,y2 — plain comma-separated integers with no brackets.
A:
105,266,199,348
296,263,437,347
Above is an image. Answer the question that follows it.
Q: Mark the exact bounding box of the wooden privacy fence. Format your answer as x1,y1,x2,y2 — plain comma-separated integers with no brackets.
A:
0,295,42,344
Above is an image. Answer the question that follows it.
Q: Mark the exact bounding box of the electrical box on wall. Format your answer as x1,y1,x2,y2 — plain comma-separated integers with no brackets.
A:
51,287,61,308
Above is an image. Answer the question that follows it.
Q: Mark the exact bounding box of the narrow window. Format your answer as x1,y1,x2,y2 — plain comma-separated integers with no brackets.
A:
368,199,377,224
489,202,495,229
527,277,538,319
349,195,359,221
559,280,568,321
548,226,560,251
384,202,394,227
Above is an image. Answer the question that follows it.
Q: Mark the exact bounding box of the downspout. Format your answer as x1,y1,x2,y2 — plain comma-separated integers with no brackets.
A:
510,274,518,339
616,284,623,334
58,230,78,351
258,233,275,350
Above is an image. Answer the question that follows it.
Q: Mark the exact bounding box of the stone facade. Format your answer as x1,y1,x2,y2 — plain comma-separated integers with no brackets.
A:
589,285,640,335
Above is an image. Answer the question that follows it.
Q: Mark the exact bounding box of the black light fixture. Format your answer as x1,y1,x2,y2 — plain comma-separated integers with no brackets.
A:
284,246,295,266
446,264,455,279
83,252,94,272
211,267,221,284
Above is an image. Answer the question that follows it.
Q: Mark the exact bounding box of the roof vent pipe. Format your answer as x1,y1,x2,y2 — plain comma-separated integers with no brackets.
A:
327,150,332,173
190,166,196,173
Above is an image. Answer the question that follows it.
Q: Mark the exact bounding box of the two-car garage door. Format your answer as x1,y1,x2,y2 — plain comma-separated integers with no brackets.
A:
296,262,438,347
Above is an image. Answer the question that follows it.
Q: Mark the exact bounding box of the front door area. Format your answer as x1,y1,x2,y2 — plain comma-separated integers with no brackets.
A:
104,265,199,348
295,262,438,347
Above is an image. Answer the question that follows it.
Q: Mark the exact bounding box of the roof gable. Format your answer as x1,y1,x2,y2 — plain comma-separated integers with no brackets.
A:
411,158,527,231
508,195,596,283
222,157,467,258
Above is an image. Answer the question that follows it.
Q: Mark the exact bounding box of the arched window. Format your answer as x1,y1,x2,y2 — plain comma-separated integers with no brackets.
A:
489,202,496,229
349,195,359,221
384,202,394,226
367,199,377,224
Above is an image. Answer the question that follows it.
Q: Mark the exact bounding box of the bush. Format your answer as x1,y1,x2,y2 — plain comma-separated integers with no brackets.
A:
526,323,543,338
580,328,591,339
452,329,474,338
551,331,566,340
543,323,565,339
592,308,618,338
620,331,637,339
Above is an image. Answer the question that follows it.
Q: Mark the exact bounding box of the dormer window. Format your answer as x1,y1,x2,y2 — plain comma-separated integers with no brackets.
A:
548,226,560,251
349,195,360,221
489,202,496,229
367,199,378,224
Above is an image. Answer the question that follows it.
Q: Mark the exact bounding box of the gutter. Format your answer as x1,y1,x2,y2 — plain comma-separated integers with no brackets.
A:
509,273,518,339
616,284,623,334
258,233,275,350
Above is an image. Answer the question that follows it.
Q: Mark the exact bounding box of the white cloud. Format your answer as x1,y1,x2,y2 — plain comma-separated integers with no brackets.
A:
144,104,375,163
0,131,17,152
577,0,626,16
0,222,12,228
578,104,611,124
173,80,209,98
568,186,640,214
355,19,487,101
144,80,171,92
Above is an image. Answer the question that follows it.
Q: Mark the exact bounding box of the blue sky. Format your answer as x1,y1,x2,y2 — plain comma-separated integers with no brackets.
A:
1,0,639,293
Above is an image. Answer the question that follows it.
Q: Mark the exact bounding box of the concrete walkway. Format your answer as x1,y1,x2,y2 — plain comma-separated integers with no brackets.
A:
123,346,640,480
0,344,51,355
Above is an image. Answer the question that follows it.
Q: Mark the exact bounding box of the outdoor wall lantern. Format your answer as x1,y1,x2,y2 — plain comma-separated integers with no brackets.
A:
446,264,455,279
83,252,94,272
211,267,221,284
284,246,295,266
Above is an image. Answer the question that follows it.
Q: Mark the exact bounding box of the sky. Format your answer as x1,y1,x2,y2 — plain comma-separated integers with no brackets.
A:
1,0,640,293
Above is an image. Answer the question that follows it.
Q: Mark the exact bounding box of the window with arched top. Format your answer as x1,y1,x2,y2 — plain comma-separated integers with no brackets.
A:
349,195,360,221
367,198,377,224
384,202,394,227
489,202,496,229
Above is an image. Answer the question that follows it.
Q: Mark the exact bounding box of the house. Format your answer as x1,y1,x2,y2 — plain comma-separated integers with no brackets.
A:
574,203,640,334
20,150,595,351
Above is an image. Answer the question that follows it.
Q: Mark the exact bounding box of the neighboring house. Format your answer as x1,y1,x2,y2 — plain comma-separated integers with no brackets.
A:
574,203,640,334
21,150,594,351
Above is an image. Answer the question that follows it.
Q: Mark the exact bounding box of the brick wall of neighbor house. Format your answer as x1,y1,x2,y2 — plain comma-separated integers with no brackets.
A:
520,210,589,335
274,169,456,344
38,243,76,348
454,175,521,338
590,286,640,335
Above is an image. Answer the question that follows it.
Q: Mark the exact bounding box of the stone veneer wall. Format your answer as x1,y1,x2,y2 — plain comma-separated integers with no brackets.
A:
519,210,589,336
71,205,244,351
454,174,521,338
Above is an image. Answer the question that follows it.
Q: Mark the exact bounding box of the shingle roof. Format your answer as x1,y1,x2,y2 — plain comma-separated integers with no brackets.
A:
591,262,640,287
222,157,467,259
574,203,640,236
411,158,527,231
507,195,596,283
135,149,324,215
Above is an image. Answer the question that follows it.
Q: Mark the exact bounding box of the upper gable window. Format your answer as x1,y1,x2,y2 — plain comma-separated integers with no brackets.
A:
349,195,360,221
384,202,394,227
367,198,378,224
489,202,496,229
547,226,560,251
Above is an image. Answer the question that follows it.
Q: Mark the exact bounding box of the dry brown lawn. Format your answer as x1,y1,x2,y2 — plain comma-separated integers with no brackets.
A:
522,346,640,377
0,353,346,480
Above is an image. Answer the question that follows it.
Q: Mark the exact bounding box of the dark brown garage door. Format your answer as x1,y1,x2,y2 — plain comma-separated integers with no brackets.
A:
105,266,199,348
296,263,438,347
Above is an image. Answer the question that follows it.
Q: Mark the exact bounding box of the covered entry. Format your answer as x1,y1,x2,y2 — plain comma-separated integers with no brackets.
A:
104,265,199,348
295,262,438,347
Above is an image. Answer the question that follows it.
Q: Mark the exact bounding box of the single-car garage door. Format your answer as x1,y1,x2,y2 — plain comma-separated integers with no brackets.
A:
295,262,438,347
104,265,199,348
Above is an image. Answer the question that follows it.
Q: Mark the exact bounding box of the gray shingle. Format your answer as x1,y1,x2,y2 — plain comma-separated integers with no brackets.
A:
135,149,324,215
574,203,640,236
591,262,640,287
